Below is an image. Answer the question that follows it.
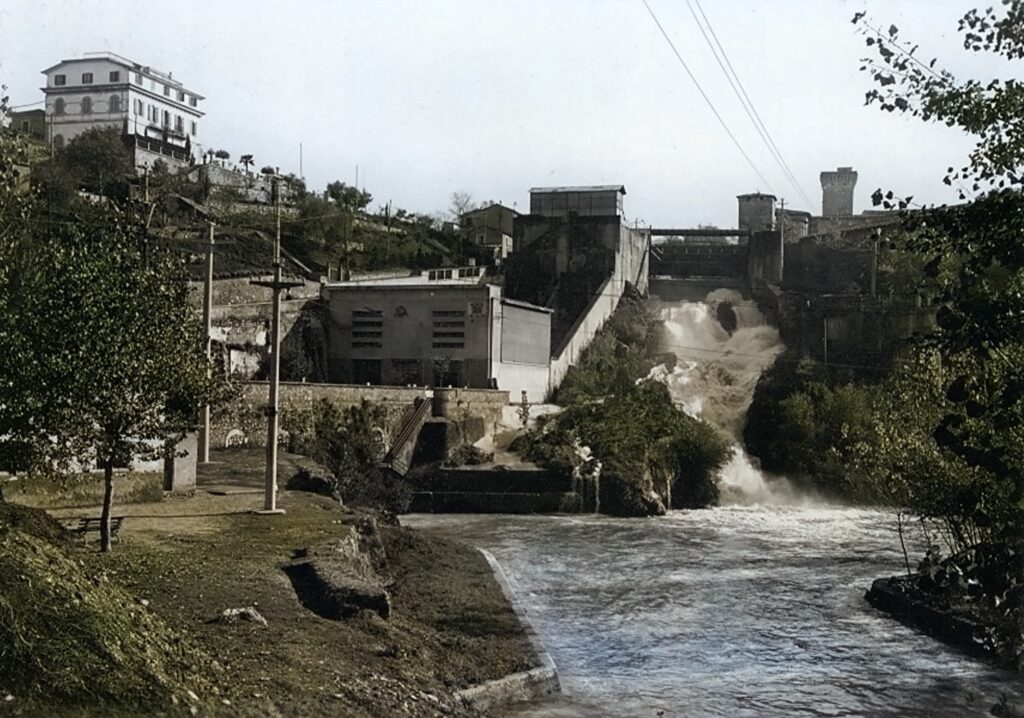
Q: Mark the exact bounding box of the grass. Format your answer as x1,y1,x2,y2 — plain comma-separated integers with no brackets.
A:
30,447,537,717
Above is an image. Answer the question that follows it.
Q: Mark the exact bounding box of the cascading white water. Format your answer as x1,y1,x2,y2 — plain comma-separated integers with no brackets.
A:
650,289,797,504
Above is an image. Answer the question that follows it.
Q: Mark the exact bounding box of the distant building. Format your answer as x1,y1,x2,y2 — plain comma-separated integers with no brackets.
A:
321,267,553,401
529,185,625,218
737,192,776,235
9,109,47,142
41,52,205,168
460,203,518,260
820,166,858,217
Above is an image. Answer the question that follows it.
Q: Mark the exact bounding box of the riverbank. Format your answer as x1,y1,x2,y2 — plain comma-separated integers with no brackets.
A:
4,448,539,717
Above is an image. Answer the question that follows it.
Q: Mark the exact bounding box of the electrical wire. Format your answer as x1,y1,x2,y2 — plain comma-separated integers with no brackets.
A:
640,0,776,193
688,0,814,209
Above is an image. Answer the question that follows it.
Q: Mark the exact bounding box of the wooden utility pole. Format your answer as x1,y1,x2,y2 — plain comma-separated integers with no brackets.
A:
198,220,215,463
871,228,880,298
252,174,302,513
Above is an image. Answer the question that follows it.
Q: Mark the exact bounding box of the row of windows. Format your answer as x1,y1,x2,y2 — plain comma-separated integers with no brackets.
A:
54,70,120,86
53,95,120,115
53,95,198,136
53,70,199,107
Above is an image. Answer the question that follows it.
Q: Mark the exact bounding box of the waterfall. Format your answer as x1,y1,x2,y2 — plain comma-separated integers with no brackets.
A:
651,289,797,505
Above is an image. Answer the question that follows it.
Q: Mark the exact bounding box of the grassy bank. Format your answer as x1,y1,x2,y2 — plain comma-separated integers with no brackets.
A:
3,448,538,717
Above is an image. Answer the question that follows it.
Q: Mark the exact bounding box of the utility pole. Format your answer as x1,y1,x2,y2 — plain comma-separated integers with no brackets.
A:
252,173,302,514
198,220,215,463
871,228,880,298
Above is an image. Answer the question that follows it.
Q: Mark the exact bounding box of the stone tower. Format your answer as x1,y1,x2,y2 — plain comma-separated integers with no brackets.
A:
737,193,776,234
820,166,857,217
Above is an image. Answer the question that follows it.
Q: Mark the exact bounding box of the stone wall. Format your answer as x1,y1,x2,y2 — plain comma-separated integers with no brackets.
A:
212,382,510,451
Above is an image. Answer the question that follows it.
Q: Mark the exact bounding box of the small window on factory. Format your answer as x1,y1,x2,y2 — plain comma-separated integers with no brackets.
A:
81,72,93,84
53,74,66,86
109,70,120,82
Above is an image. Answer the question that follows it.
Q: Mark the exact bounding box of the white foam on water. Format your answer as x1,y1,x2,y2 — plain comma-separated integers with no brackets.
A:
650,289,797,504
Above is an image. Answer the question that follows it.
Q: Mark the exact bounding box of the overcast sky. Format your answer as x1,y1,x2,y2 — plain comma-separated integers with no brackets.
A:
0,1,1011,226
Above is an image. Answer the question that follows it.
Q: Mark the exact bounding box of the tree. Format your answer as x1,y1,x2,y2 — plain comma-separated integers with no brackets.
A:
239,154,254,175
325,180,372,210
0,149,226,552
855,4,1024,511
214,149,230,161
855,4,1024,664
47,126,134,198
448,190,475,221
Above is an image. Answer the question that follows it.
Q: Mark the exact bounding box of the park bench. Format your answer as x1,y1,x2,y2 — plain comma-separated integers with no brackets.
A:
69,516,125,543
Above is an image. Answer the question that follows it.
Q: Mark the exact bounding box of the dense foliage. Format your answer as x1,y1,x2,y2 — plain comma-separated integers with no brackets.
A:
515,294,731,515
288,399,411,517
0,123,226,552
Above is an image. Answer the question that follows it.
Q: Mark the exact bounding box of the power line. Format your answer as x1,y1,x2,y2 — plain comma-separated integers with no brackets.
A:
640,0,775,193
688,0,814,209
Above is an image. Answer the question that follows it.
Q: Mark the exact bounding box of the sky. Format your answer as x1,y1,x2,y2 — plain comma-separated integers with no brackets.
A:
0,0,1012,227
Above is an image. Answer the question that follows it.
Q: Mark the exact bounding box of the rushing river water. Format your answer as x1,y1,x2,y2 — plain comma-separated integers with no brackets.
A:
406,508,1022,717
407,292,1019,715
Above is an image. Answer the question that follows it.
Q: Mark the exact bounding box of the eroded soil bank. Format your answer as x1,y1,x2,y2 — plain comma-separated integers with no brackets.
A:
4,448,537,717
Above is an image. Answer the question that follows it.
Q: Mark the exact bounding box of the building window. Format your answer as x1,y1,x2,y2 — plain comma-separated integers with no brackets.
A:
190,121,197,136
189,96,198,107
81,97,92,114
162,110,170,128
53,134,64,150
53,74,66,86
433,359,464,387
134,99,144,116
109,70,120,82
134,72,143,84
177,90,185,101
20,120,29,132
109,95,121,113
174,115,184,133
351,310,383,348
82,72,93,84
54,98,65,115
432,310,466,349
163,85,170,96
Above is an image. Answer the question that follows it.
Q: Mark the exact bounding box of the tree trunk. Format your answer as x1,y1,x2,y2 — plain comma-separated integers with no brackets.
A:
100,459,114,553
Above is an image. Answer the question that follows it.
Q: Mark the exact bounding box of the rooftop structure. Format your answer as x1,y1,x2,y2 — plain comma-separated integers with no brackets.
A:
529,185,626,218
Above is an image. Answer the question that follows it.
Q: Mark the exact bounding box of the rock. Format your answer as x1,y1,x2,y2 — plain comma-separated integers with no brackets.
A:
285,558,391,620
285,462,341,501
216,606,268,626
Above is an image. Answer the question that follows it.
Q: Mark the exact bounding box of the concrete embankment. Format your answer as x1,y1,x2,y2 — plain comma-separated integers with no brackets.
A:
409,467,580,514
456,549,561,712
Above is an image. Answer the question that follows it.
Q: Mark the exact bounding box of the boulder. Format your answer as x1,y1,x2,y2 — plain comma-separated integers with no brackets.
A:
215,607,267,626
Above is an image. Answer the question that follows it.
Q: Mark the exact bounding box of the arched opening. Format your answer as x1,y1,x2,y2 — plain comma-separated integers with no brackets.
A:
53,134,65,150
109,94,121,113
54,98,65,115
81,97,92,114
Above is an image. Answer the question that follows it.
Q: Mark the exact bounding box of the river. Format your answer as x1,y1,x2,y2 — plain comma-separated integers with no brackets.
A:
405,508,1022,716
407,291,1020,715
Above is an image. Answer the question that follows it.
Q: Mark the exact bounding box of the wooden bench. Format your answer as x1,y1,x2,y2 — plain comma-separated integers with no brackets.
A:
70,516,125,543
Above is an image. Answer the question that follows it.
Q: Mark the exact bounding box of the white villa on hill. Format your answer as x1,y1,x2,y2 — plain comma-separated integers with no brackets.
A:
42,52,204,169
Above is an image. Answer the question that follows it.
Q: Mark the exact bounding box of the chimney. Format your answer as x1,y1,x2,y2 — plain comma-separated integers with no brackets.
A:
820,166,857,217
